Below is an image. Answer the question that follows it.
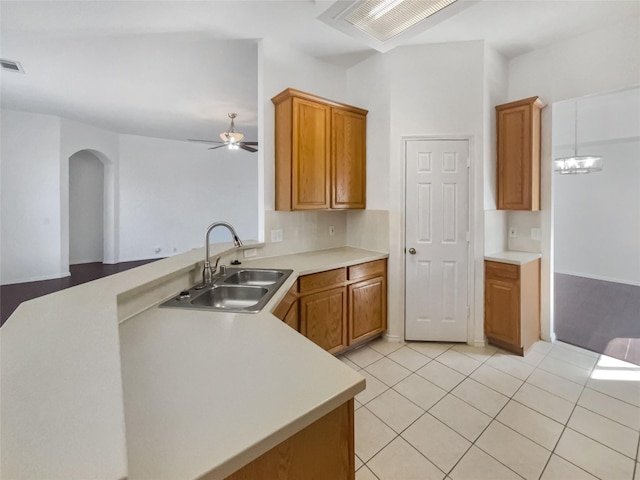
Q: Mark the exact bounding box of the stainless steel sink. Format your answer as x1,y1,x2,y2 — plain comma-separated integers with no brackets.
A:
160,267,293,313
223,269,285,286
191,285,268,310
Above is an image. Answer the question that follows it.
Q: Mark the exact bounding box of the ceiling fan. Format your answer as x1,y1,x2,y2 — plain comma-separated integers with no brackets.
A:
189,113,258,152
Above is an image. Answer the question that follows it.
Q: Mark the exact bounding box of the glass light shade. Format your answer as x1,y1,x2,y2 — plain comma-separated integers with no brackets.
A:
554,156,603,175
220,131,244,143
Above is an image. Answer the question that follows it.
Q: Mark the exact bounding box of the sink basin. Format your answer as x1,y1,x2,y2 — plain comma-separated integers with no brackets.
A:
224,269,284,286
190,285,268,310
160,267,293,314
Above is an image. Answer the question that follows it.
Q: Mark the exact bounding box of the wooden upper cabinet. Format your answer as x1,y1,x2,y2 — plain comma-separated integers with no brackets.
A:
272,88,367,211
331,108,366,209
496,96,546,211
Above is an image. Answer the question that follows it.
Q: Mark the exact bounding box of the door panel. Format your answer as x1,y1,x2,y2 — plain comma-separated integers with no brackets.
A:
300,287,347,354
405,140,469,341
292,98,331,209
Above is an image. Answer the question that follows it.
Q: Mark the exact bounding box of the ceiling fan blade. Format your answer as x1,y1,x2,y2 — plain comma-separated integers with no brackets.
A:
189,139,225,145
240,141,258,146
239,144,258,153
208,144,228,150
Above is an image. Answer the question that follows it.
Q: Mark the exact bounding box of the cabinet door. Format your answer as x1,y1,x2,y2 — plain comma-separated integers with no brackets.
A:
300,287,347,354
497,103,533,210
282,301,299,332
348,276,386,345
331,108,366,209
273,284,299,332
292,98,331,210
485,277,520,347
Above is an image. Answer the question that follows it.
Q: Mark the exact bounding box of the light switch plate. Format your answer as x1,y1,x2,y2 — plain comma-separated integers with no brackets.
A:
271,228,283,243
243,248,257,258
531,227,541,241
509,227,517,238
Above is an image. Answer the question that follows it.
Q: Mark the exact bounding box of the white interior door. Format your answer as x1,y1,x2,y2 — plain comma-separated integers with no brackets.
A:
405,139,470,341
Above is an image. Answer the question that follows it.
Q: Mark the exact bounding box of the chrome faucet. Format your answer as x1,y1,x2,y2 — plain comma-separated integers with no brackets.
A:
202,221,243,286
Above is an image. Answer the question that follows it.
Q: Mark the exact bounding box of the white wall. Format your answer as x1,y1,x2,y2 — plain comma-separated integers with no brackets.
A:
0,110,64,284
260,37,349,213
506,15,640,340
60,119,119,265
1,110,260,283
69,151,104,264
117,134,259,262
553,88,640,285
346,41,488,344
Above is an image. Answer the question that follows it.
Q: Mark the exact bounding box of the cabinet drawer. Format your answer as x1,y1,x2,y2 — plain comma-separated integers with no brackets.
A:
299,268,346,293
348,259,385,281
485,261,519,280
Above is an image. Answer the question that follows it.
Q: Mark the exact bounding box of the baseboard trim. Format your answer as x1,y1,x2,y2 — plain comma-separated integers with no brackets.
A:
555,270,640,287
383,333,403,343
1,271,71,286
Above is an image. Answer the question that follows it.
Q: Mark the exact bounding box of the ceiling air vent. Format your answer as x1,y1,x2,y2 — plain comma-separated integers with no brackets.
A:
318,0,479,53
1,59,25,74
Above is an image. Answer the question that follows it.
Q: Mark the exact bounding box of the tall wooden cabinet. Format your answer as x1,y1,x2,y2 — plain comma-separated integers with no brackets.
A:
272,88,367,211
484,259,540,356
496,96,545,211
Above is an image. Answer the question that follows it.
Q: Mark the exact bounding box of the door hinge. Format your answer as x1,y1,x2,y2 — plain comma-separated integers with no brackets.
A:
467,306,470,319
466,232,470,242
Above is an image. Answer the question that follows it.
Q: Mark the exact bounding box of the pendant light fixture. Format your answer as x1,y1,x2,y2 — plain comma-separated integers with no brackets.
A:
554,98,603,175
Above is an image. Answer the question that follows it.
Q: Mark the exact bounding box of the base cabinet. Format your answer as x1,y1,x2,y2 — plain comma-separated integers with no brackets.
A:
484,259,540,355
222,400,354,480
274,259,387,355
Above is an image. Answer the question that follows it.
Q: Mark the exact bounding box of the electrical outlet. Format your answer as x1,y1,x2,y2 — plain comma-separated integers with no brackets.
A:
509,227,517,238
329,225,335,236
270,228,283,243
243,248,257,258
531,227,541,241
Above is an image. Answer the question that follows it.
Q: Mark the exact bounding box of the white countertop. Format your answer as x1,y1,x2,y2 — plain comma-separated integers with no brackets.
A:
1,245,383,480
485,251,542,265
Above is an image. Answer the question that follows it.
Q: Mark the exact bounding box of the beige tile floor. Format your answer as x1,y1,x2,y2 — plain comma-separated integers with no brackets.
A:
339,339,640,480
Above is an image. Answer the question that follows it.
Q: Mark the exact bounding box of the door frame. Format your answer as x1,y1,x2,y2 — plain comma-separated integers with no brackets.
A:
400,135,479,345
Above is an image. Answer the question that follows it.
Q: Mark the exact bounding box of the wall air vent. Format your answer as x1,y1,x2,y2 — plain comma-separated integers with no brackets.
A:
318,0,479,53
0,59,25,74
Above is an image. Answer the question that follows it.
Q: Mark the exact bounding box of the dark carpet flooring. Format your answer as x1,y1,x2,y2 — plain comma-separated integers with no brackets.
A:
554,272,640,366
1,259,159,327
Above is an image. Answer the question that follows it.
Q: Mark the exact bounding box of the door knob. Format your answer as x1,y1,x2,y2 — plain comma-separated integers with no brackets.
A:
408,248,416,255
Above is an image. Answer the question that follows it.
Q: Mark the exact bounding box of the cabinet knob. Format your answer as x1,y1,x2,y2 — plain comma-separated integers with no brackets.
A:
408,248,416,255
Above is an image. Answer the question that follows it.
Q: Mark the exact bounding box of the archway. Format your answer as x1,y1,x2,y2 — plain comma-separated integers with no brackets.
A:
66,148,116,269
69,150,104,264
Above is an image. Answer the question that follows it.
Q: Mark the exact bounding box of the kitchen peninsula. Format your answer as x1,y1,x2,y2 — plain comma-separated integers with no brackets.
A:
1,245,388,479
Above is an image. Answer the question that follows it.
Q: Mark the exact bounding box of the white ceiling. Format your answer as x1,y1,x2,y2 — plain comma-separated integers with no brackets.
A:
1,0,638,141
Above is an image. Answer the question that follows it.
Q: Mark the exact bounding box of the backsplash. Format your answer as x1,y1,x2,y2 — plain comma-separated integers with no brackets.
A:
255,210,348,258
507,210,542,253
347,209,389,252
253,209,390,259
